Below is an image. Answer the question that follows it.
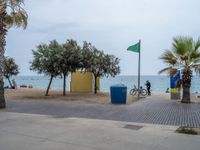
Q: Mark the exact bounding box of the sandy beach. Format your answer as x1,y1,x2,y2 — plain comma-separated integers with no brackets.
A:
5,88,140,104
5,88,200,104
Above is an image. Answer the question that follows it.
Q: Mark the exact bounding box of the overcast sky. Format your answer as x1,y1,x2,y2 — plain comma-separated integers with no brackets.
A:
6,0,200,76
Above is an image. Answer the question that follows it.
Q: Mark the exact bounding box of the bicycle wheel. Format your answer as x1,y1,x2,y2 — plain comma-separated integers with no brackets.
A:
140,89,148,96
130,89,137,96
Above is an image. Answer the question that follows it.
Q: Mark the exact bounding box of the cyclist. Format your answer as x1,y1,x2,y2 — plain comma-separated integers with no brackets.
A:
145,80,151,96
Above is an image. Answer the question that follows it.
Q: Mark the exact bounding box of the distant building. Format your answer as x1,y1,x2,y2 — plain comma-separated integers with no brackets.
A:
70,72,100,93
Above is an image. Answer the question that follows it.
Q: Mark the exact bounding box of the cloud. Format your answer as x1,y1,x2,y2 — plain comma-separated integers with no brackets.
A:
5,0,200,75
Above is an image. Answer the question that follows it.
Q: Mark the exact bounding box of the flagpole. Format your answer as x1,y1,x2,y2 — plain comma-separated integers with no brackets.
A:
138,40,141,100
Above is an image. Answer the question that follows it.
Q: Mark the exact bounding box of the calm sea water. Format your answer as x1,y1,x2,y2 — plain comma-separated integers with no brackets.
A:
4,75,200,93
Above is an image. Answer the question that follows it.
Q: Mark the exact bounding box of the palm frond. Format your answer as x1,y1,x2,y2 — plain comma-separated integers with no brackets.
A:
172,36,187,56
158,67,178,77
159,50,177,65
191,52,200,63
194,38,200,51
3,0,28,29
158,67,172,75
160,36,200,78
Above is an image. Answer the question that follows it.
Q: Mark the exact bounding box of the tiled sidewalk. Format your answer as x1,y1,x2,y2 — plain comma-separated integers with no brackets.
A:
3,95,200,127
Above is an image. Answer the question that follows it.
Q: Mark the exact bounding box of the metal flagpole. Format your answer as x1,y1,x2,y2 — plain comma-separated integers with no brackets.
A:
138,40,141,100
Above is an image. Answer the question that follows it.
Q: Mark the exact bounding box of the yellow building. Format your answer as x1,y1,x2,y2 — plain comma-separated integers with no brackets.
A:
70,72,100,93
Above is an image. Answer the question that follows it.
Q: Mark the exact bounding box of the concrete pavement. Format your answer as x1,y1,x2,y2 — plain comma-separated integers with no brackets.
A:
0,111,200,150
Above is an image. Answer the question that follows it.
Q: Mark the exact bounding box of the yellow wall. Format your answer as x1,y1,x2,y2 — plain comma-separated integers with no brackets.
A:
170,88,180,93
70,72,100,93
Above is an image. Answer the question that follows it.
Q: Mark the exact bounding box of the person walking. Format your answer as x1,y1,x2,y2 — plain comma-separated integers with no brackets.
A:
145,80,151,95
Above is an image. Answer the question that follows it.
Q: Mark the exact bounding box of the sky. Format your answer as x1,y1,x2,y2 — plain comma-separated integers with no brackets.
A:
6,0,200,76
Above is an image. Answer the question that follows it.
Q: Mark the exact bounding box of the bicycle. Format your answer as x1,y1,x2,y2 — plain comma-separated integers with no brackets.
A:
130,85,148,96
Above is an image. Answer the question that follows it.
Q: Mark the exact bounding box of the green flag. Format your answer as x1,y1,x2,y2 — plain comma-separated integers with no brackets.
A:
127,42,140,53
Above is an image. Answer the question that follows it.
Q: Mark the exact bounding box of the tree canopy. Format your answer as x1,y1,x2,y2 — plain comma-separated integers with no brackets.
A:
81,41,120,94
30,40,62,96
4,56,19,88
30,39,121,95
58,39,82,96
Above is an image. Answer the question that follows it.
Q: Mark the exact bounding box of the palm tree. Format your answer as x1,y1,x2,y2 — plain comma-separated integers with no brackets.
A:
159,36,200,103
0,0,28,108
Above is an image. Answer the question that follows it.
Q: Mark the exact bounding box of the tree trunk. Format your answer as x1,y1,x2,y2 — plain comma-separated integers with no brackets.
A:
181,68,192,103
182,85,190,103
7,77,12,88
45,75,53,96
63,73,66,96
94,76,97,94
0,5,6,108
0,80,5,108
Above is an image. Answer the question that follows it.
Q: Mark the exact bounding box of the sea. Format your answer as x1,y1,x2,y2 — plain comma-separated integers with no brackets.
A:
4,75,200,93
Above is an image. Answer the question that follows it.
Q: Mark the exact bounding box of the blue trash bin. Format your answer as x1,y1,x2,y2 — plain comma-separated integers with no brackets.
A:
110,84,127,104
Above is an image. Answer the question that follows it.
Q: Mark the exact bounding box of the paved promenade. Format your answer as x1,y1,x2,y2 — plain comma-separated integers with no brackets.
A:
0,112,200,150
2,94,200,127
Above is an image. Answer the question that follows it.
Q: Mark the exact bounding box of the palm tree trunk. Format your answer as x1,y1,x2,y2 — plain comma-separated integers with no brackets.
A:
182,86,190,103
0,5,6,108
181,68,192,103
45,75,53,96
63,73,66,96
7,77,12,88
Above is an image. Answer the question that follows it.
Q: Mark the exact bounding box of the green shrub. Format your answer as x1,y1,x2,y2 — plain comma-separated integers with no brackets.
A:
176,127,198,135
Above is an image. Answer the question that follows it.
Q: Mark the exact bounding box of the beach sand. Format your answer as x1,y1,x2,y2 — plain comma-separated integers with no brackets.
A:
5,88,200,104
5,88,139,104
